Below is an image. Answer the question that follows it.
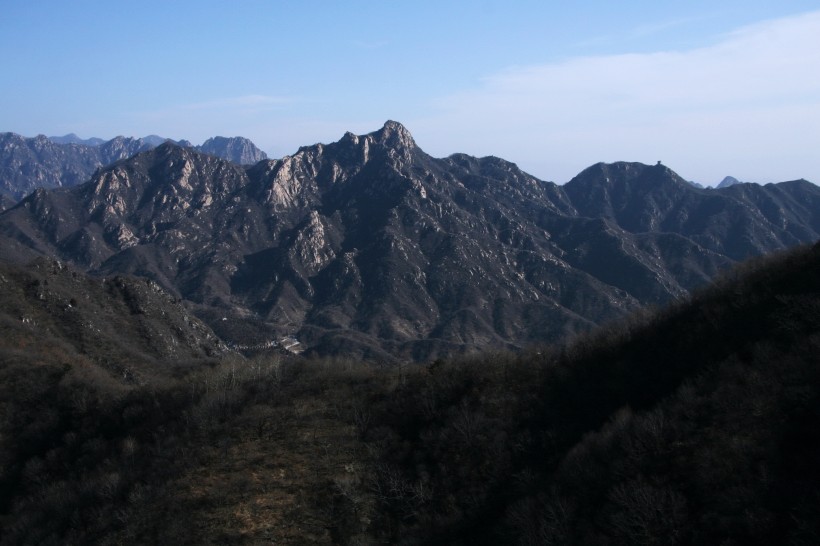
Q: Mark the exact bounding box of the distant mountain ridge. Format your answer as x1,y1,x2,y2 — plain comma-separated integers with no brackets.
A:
1,121,818,361
0,132,267,204
686,176,759,189
49,133,106,146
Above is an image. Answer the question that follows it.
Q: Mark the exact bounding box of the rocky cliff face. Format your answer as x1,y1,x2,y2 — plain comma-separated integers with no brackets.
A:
0,133,103,201
2,121,819,361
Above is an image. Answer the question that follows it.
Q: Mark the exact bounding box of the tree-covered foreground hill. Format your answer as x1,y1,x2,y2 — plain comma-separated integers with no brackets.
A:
2,242,820,544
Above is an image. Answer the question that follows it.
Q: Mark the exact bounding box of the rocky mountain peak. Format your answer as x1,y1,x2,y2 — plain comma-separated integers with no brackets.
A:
372,120,416,149
314,121,417,161
80,141,250,229
325,120,418,171
274,122,423,205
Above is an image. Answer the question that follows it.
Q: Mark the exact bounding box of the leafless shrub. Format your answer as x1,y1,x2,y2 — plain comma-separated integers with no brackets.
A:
451,402,488,446
507,492,573,546
352,401,372,439
607,479,687,545
370,463,431,521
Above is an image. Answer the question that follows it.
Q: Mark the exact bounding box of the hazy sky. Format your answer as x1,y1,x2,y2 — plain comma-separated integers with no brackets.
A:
2,1,819,185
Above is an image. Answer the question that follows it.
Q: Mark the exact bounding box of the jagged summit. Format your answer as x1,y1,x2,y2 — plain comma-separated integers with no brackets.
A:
307,120,417,153
290,120,420,177
382,119,406,132
372,120,416,147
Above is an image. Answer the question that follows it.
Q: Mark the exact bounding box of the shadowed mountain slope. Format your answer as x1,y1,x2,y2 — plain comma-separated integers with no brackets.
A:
362,241,820,544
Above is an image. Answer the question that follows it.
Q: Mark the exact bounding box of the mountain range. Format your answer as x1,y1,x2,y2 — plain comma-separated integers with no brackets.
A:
0,132,267,204
1,121,818,362
48,133,107,146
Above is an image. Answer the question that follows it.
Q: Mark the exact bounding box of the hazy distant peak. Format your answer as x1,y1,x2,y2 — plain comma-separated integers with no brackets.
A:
49,133,106,146
141,135,170,147
717,176,739,188
196,136,268,165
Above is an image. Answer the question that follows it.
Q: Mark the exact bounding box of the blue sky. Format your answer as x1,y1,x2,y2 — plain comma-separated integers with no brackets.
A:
2,1,819,185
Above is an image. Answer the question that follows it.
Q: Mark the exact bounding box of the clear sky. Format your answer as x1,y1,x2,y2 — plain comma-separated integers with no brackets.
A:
2,1,819,185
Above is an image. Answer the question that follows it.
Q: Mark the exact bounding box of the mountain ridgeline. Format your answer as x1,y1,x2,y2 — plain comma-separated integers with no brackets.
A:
0,132,267,203
1,121,818,361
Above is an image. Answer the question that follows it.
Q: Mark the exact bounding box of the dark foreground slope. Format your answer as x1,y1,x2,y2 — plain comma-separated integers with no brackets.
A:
2,243,820,544
364,242,820,544
2,122,819,361
0,259,230,544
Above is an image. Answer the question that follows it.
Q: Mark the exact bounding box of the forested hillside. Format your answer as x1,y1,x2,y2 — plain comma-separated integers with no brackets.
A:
2,243,820,543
